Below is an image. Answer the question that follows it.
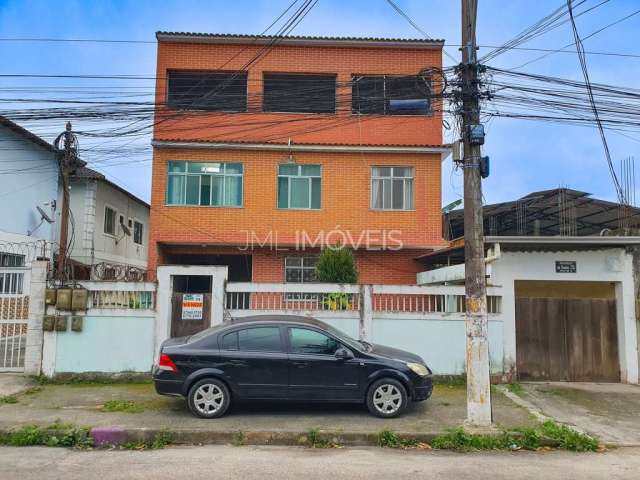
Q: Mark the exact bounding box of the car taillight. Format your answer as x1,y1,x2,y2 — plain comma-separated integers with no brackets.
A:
158,354,177,372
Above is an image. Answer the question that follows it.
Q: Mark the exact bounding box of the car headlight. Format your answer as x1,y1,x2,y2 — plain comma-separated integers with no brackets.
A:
406,362,431,376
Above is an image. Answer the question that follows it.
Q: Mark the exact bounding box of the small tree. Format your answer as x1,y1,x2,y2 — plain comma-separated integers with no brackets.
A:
315,246,358,284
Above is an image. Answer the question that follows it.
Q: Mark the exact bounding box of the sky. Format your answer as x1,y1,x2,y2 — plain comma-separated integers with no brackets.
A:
0,0,639,207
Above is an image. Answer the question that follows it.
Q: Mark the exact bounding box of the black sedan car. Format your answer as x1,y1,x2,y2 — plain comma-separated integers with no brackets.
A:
153,315,433,418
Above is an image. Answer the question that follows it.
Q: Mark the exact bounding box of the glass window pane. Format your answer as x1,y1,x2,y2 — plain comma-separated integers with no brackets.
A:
285,268,302,283
301,165,320,176
278,164,298,176
302,269,317,282
224,175,242,206
186,176,200,205
303,256,319,267
392,178,404,209
221,331,238,350
289,328,338,355
167,175,185,204
188,162,221,174
168,161,186,173
225,163,243,174
290,177,310,209
383,178,392,209
373,167,391,177
372,178,383,208
278,177,289,208
310,177,321,209
393,167,413,177
404,178,414,210
285,257,302,267
238,327,282,352
200,175,211,206
211,176,223,206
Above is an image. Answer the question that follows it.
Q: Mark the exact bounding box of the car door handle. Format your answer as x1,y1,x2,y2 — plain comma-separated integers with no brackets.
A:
228,360,246,367
292,361,308,368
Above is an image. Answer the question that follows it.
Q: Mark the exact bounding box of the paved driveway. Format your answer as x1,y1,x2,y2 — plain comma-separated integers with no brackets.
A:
520,382,640,446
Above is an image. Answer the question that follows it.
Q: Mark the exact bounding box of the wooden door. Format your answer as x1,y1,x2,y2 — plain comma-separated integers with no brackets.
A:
516,297,619,382
170,292,211,338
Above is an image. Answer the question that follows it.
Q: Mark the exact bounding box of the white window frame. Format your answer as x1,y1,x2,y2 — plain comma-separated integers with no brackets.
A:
166,161,244,207
133,219,144,245
104,205,117,236
277,164,322,210
370,166,415,211
284,256,320,301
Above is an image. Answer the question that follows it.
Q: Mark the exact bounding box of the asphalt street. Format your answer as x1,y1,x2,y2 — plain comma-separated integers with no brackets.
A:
1,445,638,480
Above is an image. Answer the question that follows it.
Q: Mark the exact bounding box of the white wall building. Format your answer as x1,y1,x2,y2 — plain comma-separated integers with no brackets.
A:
417,236,640,384
0,116,59,261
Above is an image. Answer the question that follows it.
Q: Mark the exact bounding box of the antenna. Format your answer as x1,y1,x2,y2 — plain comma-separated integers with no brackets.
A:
36,206,54,224
28,204,55,236
115,217,131,244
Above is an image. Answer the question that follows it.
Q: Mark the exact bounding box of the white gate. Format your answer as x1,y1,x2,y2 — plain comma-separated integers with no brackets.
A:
0,267,30,371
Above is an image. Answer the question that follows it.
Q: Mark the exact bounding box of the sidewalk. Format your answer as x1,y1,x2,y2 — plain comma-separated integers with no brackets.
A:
0,380,536,445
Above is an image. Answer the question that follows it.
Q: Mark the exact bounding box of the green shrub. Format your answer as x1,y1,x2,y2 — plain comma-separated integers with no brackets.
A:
315,246,358,284
0,423,92,448
377,429,419,448
0,396,18,405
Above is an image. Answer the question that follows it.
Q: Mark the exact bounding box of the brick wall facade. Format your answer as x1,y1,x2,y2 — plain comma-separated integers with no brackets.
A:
149,36,446,283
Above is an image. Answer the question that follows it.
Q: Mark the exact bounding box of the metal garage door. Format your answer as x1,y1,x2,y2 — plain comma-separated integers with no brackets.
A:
515,297,620,382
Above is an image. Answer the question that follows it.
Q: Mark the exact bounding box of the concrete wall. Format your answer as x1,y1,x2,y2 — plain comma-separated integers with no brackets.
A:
43,314,155,375
491,248,639,384
371,315,504,375
0,125,58,243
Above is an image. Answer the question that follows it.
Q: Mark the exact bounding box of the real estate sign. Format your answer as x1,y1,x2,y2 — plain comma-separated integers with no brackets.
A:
182,293,204,320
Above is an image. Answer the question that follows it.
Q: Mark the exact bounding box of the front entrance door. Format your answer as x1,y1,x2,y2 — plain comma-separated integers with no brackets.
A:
170,275,212,338
516,296,620,382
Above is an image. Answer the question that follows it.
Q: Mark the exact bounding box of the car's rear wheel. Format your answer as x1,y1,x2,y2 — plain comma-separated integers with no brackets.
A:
187,378,231,419
366,378,408,418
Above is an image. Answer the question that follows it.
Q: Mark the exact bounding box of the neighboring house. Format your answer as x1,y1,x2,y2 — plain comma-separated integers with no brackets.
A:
417,188,640,385
62,166,150,276
0,116,60,271
0,116,149,279
149,32,450,285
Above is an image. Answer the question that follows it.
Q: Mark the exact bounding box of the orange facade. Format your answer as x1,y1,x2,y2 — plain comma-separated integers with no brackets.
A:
149,34,448,283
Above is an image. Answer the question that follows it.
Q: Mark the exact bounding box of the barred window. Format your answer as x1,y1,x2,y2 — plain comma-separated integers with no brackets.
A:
352,75,431,115
167,71,247,111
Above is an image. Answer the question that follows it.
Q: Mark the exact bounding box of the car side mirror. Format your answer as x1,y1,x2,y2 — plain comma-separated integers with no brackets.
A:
335,347,354,360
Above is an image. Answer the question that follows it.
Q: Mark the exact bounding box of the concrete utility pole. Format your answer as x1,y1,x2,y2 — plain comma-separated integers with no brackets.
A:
54,122,80,282
460,0,492,425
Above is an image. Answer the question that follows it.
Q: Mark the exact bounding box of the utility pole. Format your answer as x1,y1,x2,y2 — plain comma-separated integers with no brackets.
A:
460,0,492,426
54,122,80,282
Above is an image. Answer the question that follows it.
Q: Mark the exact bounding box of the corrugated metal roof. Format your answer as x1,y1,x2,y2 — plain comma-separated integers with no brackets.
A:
156,31,444,47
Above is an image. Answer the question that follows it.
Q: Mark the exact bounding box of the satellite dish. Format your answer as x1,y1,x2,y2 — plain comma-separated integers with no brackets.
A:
36,206,54,224
120,222,131,237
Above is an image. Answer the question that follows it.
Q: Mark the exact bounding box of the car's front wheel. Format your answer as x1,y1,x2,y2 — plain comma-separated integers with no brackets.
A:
366,378,408,418
187,378,231,419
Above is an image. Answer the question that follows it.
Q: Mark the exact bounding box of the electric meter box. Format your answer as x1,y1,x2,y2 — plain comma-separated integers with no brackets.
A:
71,288,88,311
56,288,72,310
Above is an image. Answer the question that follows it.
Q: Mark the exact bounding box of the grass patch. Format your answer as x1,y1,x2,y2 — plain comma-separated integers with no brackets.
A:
377,429,419,449
23,386,43,396
306,428,339,448
232,430,246,446
120,432,174,450
0,422,93,448
101,400,144,414
506,383,525,396
433,374,467,387
430,421,598,452
0,395,18,405
540,421,599,452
